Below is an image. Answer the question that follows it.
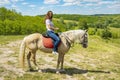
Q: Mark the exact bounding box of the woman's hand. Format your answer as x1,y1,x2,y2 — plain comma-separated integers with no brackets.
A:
55,27,59,30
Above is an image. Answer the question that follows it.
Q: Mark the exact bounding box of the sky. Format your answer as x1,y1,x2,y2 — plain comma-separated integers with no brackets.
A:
0,0,120,16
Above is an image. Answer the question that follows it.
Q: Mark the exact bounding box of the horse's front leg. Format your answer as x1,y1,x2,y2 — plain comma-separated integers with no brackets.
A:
56,53,61,73
56,53,65,73
60,54,65,70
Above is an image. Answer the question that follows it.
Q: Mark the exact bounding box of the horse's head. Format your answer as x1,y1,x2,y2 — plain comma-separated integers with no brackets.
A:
79,30,88,48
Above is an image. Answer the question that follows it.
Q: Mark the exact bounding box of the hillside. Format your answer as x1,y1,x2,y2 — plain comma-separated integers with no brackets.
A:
0,7,120,36
0,35,120,80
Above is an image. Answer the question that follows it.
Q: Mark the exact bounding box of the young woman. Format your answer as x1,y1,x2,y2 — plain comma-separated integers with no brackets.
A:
45,11,60,55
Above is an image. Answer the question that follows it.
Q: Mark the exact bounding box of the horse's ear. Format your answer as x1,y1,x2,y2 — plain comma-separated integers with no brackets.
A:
85,29,88,33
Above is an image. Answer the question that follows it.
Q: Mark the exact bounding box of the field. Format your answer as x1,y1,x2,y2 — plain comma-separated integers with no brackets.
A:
0,34,120,80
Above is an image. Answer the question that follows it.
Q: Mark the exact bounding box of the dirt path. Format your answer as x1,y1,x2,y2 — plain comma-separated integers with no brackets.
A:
0,40,25,80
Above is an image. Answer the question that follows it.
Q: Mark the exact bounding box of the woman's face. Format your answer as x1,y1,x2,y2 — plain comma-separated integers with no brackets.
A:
49,11,53,19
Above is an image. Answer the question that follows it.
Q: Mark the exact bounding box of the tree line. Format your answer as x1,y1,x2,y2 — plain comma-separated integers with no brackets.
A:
0,7,46,35
0,7,78,35
0,7,120,39
54,14,120,38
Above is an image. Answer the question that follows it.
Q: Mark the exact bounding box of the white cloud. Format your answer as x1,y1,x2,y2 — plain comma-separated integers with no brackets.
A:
0,0,19,5
85,3,96,6
62,0,120,7
83,0,101,2
22,2,29,5
62,2,73,6
87,0,119,7
39,6,45,10
63,0,76,3
44,0,60,4
98,1,115,5
29,4,36,8
11,4,17,8
0,0,10,5
62,0,81,6
108,1,120,9
11,0,19,2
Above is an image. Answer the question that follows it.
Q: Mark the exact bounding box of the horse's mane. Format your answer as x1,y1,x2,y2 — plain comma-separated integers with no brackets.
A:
60,30,85,44
62,30,85,35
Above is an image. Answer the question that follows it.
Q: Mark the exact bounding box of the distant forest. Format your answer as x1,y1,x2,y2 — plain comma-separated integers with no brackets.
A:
0,7,120,38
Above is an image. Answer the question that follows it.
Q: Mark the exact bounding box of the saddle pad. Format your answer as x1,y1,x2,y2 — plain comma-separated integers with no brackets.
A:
42,36,54,48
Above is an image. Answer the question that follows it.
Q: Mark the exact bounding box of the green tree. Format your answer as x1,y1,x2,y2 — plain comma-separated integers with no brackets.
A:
0,7,7,21
78,19,88,30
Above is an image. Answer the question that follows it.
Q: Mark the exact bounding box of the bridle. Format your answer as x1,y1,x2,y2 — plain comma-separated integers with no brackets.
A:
81,32,88,47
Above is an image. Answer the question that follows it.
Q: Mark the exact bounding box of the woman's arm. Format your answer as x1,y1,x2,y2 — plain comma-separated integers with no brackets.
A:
47,24,59,31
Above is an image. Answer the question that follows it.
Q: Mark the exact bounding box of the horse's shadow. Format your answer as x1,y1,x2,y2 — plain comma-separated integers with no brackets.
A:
40,67,110,76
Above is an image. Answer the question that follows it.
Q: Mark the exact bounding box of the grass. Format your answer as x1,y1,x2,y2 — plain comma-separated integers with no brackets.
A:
0,35,25,45
0,35,120,80
54,18,78,23
110,27,120,38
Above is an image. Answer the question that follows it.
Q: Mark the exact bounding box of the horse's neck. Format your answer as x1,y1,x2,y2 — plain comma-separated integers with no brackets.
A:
61,31,75,43
61,30,85,43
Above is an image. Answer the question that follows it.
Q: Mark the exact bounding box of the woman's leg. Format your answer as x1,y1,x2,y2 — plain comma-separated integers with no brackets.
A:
53,35,60,52
47,31,60,52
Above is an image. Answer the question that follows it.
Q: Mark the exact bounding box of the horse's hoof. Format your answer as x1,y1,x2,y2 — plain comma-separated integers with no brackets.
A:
26,69,33,72
27,68,34,72
56,71,60,74
38,70,42,73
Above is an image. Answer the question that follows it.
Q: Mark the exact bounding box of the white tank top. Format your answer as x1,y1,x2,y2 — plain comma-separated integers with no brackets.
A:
45,19,54,32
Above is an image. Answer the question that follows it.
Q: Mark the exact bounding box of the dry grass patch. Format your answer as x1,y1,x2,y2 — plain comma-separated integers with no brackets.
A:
0,35,120,80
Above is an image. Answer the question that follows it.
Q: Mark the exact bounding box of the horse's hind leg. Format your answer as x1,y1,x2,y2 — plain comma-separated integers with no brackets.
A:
27,51,33,71
31,52,39,70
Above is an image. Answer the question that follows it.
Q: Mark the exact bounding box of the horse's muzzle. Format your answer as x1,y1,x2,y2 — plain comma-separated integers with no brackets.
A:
82,44,88,48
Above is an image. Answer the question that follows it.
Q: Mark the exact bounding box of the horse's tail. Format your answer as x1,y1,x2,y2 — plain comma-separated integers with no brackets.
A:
19,37,26,68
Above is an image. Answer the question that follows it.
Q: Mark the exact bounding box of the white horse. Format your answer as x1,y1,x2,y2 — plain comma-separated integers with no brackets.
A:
19,30,88,73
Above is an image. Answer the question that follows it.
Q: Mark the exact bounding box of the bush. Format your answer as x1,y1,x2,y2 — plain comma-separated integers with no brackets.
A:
110,22,120,28
88,28,96,35
101,29,112,39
